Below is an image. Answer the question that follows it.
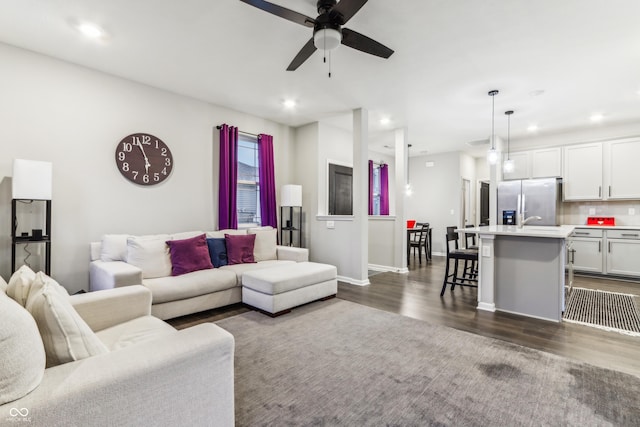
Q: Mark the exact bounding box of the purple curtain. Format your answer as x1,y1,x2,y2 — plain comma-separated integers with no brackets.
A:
368,160,374,215
258,134,278,228
380,164,390,215
218,124,238,229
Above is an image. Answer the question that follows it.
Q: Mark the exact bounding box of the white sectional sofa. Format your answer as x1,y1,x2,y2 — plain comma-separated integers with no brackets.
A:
1,269,234,426
89,227,308,320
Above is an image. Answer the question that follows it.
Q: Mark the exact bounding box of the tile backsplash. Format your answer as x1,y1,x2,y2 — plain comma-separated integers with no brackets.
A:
561,200,640,226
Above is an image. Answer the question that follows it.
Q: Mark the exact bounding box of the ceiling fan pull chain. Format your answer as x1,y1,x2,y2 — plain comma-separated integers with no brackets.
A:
328,50,332,78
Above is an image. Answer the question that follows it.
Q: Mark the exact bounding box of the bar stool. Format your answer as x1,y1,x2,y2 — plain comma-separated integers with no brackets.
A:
441,226,479,296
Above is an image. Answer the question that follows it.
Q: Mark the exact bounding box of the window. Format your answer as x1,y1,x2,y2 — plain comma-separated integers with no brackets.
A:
372,165,381,215
237,135,261,227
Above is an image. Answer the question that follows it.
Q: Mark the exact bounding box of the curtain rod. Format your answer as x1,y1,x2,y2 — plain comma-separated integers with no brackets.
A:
216,125,259,138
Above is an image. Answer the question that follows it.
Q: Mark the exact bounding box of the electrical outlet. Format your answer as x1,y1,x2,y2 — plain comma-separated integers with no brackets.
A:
326,221,335,229
630,208,636,216
588,208,596,215
482,245,491,257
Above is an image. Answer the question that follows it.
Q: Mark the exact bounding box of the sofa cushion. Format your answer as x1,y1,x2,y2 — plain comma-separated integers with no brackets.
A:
225,234,256,265
6,265,37,307
0,291,46,405
248,227,277,262
171,231,205,241
27,275,108,368
96,315,177,351
25,272,69,313
220,260,295,284
143,268,238,304
100,234,130,261
127,234,172,279
166,234,213,276
206,238,228,268
206,228,247,238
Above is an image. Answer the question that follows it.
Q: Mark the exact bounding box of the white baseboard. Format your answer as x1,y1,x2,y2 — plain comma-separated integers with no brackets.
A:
368,263,409,275
338,275,370,286
477,302,496,312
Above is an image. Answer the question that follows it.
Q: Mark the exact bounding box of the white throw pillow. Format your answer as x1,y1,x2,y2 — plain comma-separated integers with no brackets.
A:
0,275,7,293
126,235,172,279
248,228,278,262
100,234,130,262
206,229,248,238
6,265,37,307
27,279,108,368
171,231,205,241
0,292,46,405
25,272,69,312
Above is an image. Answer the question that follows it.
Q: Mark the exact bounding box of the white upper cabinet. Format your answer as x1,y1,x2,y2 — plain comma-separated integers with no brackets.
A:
531,147,562,178
563,143,603,200
604,138,640,200
502,151,529,180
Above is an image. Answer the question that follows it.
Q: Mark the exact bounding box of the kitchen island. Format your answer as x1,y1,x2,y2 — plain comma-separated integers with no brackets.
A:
462,225,575,322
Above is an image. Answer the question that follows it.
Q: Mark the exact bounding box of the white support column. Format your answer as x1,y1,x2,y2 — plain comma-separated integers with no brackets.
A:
477,233,496,312
394,128,408,272
352,108,369,285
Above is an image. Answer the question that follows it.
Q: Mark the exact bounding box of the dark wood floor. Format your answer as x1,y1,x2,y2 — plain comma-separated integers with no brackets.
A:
168,256,640,378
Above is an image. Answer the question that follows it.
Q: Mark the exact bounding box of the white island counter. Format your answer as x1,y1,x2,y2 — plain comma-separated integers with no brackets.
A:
462,225,575,322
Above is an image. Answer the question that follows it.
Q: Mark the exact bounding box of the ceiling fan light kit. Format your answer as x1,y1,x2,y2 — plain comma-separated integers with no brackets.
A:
314,28,342,50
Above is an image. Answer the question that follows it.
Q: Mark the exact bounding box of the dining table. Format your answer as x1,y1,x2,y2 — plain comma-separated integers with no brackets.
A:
407,225,432,265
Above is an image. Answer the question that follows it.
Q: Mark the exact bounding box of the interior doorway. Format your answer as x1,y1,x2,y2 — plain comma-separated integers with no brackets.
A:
479,181,490,225
462,178,472,227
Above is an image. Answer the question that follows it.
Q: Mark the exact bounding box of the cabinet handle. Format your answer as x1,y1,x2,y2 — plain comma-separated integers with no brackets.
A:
598,241,601,253
621,233,639,237
608,186,611,197
574,232,590,235
608,241,611,253
599,186,602,198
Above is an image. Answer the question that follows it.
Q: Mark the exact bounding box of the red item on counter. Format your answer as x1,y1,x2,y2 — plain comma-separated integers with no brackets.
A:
407,220,417,229
586,216,615,226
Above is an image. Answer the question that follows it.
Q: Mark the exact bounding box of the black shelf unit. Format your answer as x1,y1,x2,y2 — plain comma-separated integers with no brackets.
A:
11,199,51,275
280,206,302,247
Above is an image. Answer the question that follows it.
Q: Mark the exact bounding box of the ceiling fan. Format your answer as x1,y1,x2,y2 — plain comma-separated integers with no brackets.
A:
239,0,394,71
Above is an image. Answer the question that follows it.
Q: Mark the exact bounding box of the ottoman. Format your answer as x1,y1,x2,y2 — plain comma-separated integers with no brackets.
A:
242,262,337,315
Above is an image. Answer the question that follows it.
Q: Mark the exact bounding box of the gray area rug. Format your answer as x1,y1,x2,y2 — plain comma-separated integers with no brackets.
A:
216,299,640,426
564,287,640,336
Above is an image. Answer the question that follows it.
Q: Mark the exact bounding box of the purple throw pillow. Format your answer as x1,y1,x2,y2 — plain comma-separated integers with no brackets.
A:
166,234,214,276
225,234,256,265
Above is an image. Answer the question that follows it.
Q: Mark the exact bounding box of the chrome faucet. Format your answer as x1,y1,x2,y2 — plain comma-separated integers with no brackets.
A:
518,214,542,228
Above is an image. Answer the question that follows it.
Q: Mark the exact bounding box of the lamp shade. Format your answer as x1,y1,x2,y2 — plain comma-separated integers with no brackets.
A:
281,184,302,207
12,159,52,200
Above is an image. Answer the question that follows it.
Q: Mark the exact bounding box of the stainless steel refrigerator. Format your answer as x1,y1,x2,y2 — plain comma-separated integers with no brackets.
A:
497,178,562,226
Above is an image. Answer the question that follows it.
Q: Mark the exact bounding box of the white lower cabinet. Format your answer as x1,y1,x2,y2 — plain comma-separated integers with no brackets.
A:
571,228,640,278
570,229,604,273
605,230,640,277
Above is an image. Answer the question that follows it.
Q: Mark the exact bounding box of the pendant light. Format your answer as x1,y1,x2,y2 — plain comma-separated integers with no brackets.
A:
487,90,499,165
503,110,515,173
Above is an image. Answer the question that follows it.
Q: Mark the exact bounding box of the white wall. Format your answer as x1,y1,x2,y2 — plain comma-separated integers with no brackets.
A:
0,42,293,292
406,152,462,254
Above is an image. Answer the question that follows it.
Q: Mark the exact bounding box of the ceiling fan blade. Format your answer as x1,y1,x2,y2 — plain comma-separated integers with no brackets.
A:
341,27,394,58
287,38,317,71
330,0,368,24
239,0,315,27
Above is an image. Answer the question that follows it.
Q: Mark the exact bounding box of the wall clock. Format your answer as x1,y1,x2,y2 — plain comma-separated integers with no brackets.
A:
115,133,173,185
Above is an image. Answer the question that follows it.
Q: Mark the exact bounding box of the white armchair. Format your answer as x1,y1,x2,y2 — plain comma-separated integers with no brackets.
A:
1,285,235,427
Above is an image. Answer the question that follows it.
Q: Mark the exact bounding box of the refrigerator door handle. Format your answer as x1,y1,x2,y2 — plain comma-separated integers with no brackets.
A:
598,186,602,198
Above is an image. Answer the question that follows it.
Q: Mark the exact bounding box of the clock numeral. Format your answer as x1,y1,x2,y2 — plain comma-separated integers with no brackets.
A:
165,158,171,166
122,162,130,172
118,151,126,161
122,142,133,152
154,173,160,182
143,174,150,184
132,171,138,180
161,147,167,156
161,167,167,176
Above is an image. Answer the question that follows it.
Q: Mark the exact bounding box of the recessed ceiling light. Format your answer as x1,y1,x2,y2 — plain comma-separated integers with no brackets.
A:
77,22,105,39
380,117,391,125
283,99,296,109
527,124,539,132
590,113,604,122
383,145,393,149
529,89,545,97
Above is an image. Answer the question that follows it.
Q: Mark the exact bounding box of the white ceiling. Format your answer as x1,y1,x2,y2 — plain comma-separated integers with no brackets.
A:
1,0,640,156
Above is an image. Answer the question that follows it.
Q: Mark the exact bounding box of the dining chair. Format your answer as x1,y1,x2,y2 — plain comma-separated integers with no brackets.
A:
441,226,479,296
463,224,478,280
409,223,430,264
